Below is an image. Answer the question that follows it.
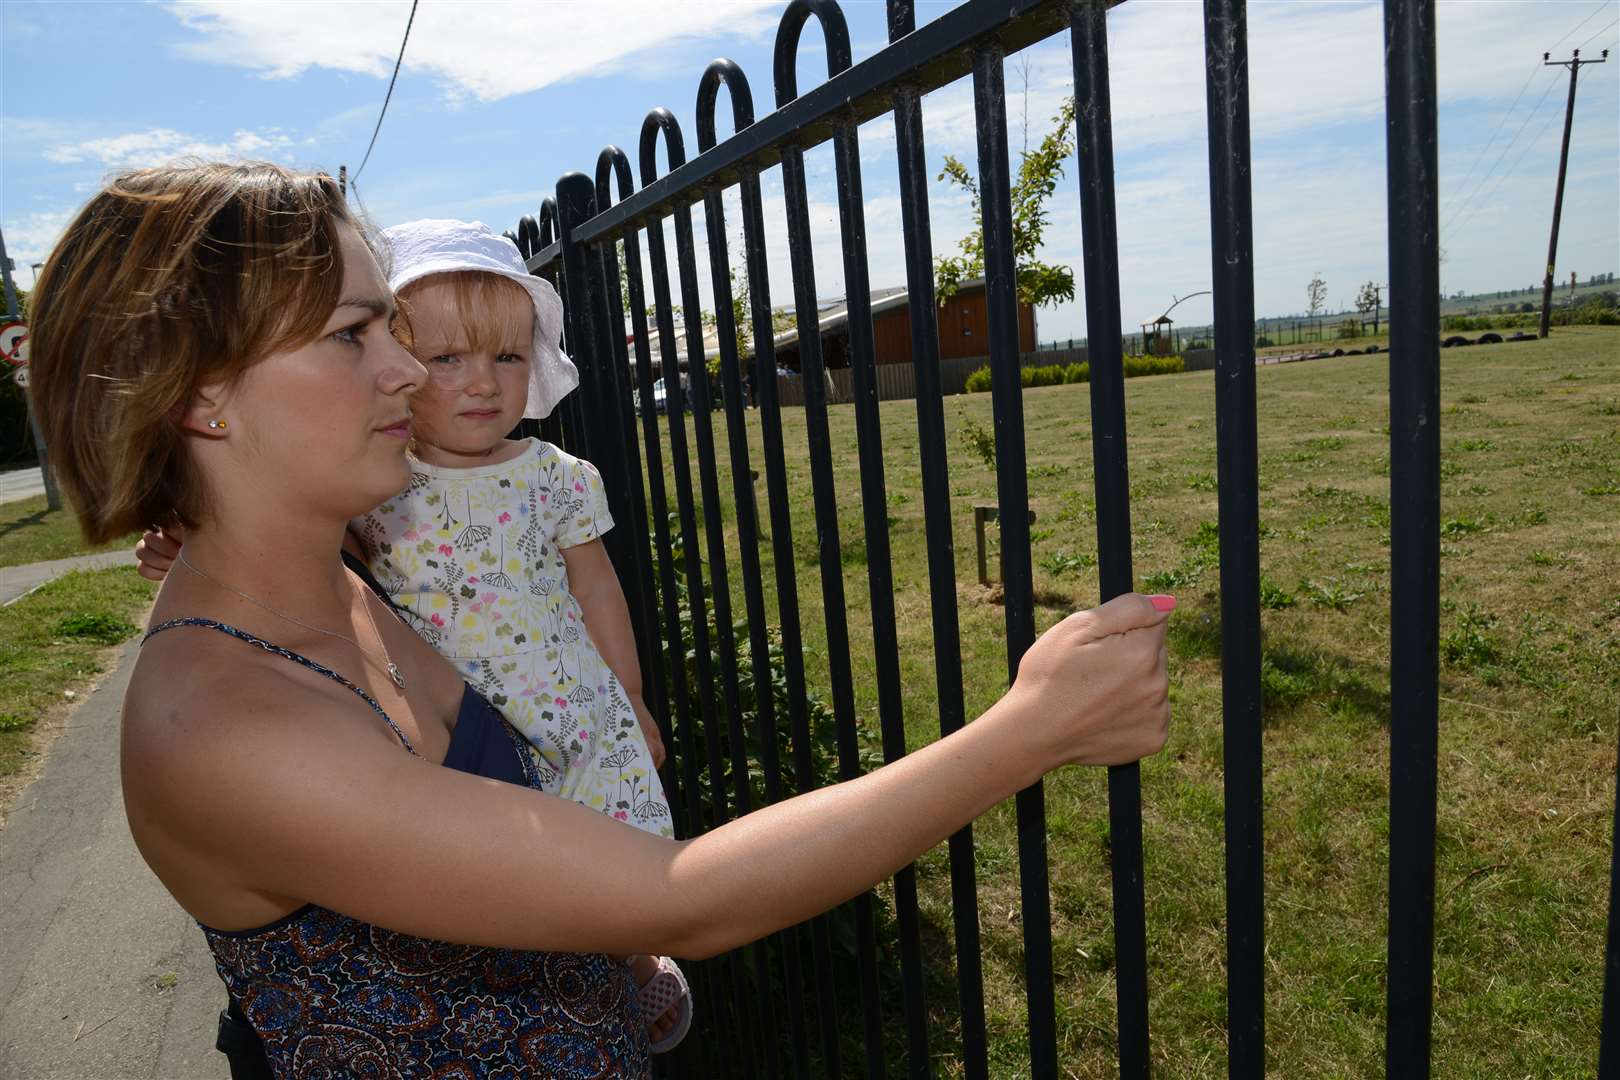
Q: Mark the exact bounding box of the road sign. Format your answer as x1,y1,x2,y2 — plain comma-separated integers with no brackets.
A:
13,366,28,387
0,321,26,366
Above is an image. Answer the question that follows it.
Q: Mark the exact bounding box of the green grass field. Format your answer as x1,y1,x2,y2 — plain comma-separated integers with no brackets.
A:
0,493,141,568
0,567,155,786
638,326,1618,1076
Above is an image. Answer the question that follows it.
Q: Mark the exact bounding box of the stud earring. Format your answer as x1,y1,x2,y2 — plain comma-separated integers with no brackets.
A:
207,419,228,431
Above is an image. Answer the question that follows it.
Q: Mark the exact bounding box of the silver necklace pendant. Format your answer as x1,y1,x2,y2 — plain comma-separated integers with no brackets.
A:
387,663,406,690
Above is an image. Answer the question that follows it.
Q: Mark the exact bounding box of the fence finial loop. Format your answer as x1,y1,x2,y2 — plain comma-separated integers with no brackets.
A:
638,107,688,187
696,59,756,154
537,197,560,247
512,215,540,258
774,0,852,109
595,146,636,211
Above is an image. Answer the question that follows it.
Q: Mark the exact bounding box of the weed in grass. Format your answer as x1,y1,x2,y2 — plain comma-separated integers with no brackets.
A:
0,714,32,733
886,490,910,507
1440,460,1464,479
1452,438,1496,452
1440,517,1488,539
1142,566,1199,592
1597,399,1620,417
1298,579,1365,611
1507,385,1544,399
1307,436,1344,451
1260,658,1313,710
1039,550,1096,575
1185,472,1217,492
1507,507,1549,528
1057,492,1096,523
1260,579,1297,609
1528,550,1562,566
1029,528,1054,544
1458,393,1487,404
1326,415,1361,429
1583,483,1620,496
1442,607,1500,672
1027,463,1069,479
1167,608,1222,659
960,418,997,471
54,612,139,645
1561,372,1584,381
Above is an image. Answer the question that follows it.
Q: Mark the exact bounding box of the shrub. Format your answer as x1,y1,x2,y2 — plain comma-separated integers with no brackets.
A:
54,612,139,645
1337,318,1361,339
964,365,993,393
959,418,997,470
1063,362,1089,384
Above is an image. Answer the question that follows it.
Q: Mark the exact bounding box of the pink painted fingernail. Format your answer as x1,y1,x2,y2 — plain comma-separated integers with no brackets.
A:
1149,594,1177,612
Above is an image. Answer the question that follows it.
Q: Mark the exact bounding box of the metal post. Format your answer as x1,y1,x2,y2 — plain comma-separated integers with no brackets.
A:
1537,49,1607,338
0,224,62,511
1383,0,1442,1074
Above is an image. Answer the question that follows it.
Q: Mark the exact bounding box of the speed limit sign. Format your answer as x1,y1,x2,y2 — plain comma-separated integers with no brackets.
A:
0,322,27,367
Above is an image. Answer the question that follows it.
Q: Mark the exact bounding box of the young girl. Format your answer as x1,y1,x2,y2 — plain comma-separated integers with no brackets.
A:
140,217,691,1051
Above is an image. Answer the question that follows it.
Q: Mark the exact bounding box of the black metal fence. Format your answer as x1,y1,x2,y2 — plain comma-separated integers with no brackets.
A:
496,0,1617,1075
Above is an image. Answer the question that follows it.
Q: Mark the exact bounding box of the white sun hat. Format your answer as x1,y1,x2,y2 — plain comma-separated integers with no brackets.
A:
381,218,578,420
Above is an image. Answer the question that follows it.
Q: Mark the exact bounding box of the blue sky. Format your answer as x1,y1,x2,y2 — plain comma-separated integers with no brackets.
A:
3,0,1616,341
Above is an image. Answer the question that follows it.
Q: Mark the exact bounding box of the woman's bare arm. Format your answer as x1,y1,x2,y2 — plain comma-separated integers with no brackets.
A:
125,593,1170,960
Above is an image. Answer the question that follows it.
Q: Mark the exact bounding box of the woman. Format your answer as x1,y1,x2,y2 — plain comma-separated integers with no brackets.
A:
29,162,1172,1076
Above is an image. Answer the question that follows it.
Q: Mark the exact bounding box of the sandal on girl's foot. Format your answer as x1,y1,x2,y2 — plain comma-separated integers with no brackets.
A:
637,956,692,1053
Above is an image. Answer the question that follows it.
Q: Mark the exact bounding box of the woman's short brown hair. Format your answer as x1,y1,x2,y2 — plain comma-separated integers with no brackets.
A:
29,162,355,543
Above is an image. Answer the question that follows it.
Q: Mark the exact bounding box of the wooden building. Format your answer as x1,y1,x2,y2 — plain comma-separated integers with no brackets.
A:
767,277,1037,372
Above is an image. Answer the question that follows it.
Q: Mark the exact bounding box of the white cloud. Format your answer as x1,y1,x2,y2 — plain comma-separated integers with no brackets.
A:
165,0,782,103
3,209,76,267
43,127,295,170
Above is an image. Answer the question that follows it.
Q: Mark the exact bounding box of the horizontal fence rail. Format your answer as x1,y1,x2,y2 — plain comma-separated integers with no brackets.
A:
492,0,1605,1076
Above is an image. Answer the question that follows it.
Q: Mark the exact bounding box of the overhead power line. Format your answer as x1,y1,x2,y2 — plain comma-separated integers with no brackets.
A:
352,0,420,184
1577,17,1618,53
1547,1,1609,51
1441,68,1563,235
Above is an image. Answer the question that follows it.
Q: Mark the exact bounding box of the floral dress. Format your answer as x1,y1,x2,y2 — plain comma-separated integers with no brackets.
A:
355,438,672,837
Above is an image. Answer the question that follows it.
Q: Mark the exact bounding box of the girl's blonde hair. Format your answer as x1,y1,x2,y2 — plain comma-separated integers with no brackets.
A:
29,162,356,543
397,270,534,358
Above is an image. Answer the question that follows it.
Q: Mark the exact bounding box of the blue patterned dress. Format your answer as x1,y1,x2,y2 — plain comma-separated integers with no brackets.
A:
144,617,652,1079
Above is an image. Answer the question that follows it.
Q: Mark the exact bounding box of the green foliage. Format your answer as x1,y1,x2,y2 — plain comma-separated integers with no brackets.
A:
959,418,997,470
1442,607,1500,671
1039,549,1096,575
54,612,139,645
962,355,1183,395
1337,318,1362,339
935,99,1078,308
1259,579,1297,610
0,714,32,733
1298,578,1365,611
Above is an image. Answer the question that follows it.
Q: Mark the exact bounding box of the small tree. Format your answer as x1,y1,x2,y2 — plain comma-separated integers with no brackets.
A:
1355,280,1381,336
935,98,1078,309
1306,272,1328,339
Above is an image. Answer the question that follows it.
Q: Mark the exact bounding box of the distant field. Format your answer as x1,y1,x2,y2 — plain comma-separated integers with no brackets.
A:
640,325,1618,1076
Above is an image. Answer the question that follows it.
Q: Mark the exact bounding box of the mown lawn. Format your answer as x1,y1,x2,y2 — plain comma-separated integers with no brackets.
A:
0,493,141,568
0,568,155,788
637,326,1617,1076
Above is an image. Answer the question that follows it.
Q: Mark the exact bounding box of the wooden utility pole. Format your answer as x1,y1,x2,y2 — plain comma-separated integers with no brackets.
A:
339,165,347,198
1538,48,1608,338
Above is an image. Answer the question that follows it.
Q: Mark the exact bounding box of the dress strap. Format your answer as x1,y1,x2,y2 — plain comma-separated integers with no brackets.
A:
143,617,417,755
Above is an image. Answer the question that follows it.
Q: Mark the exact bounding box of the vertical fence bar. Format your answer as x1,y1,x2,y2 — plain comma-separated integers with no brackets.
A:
1202,0,1266,1074
774,3,887,1074
823,33,933,1080
1383,0,1441,1074
697,58,821,1080
972,41,1057,1080
730,89,846,1080
694,59,787,1080
595,149,685,836
639,109,747,1079
888,0,989,1073
1603,743,1619,1075
1068,3,1152,1074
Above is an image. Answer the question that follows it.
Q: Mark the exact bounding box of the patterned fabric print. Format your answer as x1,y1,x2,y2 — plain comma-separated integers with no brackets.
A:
203,898,651,1078
354,439,673,838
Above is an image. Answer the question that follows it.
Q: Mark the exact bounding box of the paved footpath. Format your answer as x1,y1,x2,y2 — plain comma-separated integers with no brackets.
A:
1,467,47,507
0,629,225,1077
1,551,135,607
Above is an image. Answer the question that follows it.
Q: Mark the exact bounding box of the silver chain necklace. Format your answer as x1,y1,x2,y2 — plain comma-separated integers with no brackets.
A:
175,547,407,690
